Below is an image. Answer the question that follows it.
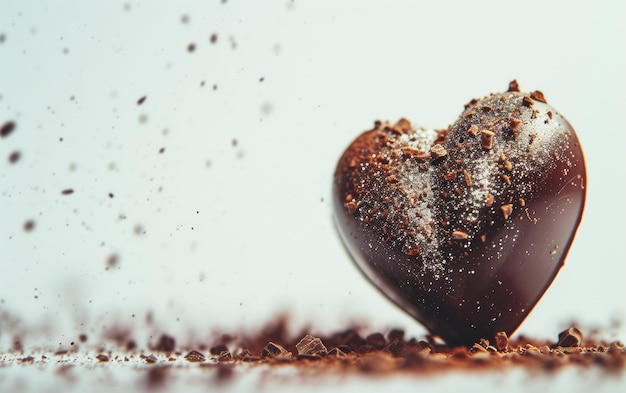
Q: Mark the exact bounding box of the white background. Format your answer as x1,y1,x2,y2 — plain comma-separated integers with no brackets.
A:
0,0,624,391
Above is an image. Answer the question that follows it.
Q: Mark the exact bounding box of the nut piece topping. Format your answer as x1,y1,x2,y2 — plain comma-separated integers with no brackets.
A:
480,130,495,150
530,90,547,103
430,144,448,159
500,204,513,220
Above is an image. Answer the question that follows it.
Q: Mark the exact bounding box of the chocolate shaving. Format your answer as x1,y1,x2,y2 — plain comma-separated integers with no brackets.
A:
556,327,583,347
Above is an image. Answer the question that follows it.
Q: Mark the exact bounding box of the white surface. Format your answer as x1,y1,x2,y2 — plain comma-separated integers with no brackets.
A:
0,0,625,390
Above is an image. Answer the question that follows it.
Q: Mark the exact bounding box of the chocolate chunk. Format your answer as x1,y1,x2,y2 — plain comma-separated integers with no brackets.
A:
261,342,292,361
530,90,547,103
296,335,328,359
61,189,74,195
155,334,175,352
480,129,495,149
184,350,206,362
366,333,387,350
556,326,583,347
96,354,109,362
494,331,509,352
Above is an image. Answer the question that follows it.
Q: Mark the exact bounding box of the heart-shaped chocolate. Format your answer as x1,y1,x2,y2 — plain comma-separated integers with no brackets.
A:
334,81,586,346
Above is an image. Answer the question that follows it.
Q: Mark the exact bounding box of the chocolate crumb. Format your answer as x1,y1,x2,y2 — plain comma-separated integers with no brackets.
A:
462,170,472,187
500,204,513,220
522,96,534,107
1,121,16,138
494,331,509,352
210,33,218,44
261,342,292,361
430,144,447,160
137,96,147,105
23,220,35,232
61,189,74,195
8,151,21,163
508,80,520,92
467,124,480,136
509,118,521,130
96,354,109,362
480,130,495,149
296,335,328,359
144,354,158,364
556,327,583,347
155,334,176,352
184,350,206,362
530,90,547,103
187,43,196,52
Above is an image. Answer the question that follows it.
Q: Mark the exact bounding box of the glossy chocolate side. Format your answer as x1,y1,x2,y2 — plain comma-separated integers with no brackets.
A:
333,91,586,345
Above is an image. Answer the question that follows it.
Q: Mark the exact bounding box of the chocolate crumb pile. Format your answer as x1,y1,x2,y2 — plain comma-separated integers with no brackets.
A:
2,321,623,387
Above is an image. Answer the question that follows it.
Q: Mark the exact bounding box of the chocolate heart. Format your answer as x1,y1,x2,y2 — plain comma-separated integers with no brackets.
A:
333,82,586,346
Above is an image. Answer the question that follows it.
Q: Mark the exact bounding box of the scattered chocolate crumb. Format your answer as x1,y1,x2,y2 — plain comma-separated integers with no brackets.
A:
1,121,16,138
184,350,206,362
0,33,5,44
494,331,509,352
8,151,21,163
187,43,196,52
61,189,74,195
509,118,521,130
556,326,583,347
159,147,165,154
210,33,218,44
261,342,292,361
530,90,547,103
508,80,520,92
500,204,513,220
181,15,189,24
108,193,114,198
210,344,228,355
146,365,169,387
480,130,495,149
296,335,328,359
155,334,176,352
144,354,158,364
96,354,109,362
23,220,35,232
106,254,119,269
79,334,88,343
365,333,387,350
259,77,265,82
137,96,147,105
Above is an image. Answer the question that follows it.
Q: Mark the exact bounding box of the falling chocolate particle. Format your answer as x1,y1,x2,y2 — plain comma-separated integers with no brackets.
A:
108,193,114,198
508,80,520,92
79,334,88,343
184,350,206,362
296,335,328,359
181,15,189,24
556,327,583,347
146,365,169,387
187,43,196,52
1,121,16,138
106,254,119,269
159,147,165,154
480,129,495,149
210,33,218,44
522,96,534,107
0,33,5,43
231,138,238,147
61,189,74,195
23,220,35,232
96,354,109,362
8,151,21,163
530,90,547,103
500,204,513,220
137,96,147,105
259,77,265,82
